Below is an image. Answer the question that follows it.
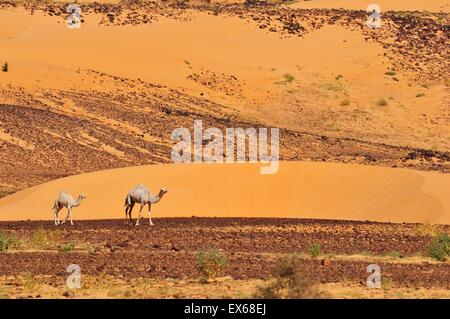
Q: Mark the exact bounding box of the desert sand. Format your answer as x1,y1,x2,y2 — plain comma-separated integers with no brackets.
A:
0,1,449,300
0,161,449,224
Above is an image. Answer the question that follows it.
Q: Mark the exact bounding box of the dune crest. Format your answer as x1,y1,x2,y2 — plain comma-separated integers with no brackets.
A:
0,161,448,224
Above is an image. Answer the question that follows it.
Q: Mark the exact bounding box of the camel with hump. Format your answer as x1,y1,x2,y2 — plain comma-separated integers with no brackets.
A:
52,191,86,226
124,184,168,226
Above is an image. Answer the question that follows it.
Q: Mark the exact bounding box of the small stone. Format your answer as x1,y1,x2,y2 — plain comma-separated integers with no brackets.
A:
320,258,331,266
62,291,75,298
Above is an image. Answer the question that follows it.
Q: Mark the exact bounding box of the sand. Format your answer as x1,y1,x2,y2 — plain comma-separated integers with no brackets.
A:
0,161,448,224
1,7,448,153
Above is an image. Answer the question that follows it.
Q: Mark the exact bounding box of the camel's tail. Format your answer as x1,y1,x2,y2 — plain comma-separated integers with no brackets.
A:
124,195,131,207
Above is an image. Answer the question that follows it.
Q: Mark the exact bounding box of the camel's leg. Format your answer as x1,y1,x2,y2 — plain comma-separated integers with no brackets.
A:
148,203,154,226
135,204,144,226
128,202,135,225
69,207,74,226
54,206,61,226
61,207,70,224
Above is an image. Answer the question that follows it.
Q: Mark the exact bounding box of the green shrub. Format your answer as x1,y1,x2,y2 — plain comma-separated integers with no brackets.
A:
0,232,22,251
196,249,227,278
386,250,401,258
310,243,321,258
31,228,47,249
283,73,295,83
58,242,75,252
427,233,450,261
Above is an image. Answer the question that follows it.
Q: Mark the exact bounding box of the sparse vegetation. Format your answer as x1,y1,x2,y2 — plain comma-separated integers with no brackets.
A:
340,98,350,106
254,254,325,299
31,228,48,249
58,242,75,252
415,222,442,236
382,276,392,290
385,70,396,76
386,250,401,258
335,74,343,80
427,233,450,261
376,98,388,107
1,62,8,72
0,232,22,252
19,273,40,292
283,73,295,83
196,249,227,279
309,242,321,258
416,93,425,98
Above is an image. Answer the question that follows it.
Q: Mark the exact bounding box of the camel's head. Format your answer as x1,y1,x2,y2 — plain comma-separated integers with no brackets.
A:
159,188,168,196
78,194,87,200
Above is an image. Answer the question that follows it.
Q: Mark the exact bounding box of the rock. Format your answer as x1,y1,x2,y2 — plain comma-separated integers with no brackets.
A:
117,241,128,248
171,243,181,252
320,258,331,266
62,291,75,298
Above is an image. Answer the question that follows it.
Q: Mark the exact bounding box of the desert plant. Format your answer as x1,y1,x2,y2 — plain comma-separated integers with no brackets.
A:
196,249,227,278
386,250,401,258
1,62,8,72
340,98,350,106
385,70,396,76
283,73,295,83
0,232,22,251
376,98,388,107
416,93,425,98
58,242,75,252
427,233,450,261
20,273,40,292
415,222,442,236
335,74,343,80
309,243,321,258
31,228,47,249
254,254,324,299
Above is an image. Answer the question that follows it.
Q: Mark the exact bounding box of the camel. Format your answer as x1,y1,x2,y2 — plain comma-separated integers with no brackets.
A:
124,184,168,226
52,191,86,226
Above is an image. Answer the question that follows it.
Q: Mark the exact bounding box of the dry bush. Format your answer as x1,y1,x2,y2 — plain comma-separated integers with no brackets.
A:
254,254,326,299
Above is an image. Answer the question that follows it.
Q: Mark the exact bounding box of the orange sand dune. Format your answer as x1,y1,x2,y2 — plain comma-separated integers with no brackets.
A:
0,162,449,224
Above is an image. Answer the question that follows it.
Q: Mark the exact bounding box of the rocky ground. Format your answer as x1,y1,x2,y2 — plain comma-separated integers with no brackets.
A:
0,218,448,299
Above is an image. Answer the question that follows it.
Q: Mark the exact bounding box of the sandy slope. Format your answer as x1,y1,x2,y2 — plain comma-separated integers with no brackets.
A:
0,161,449,224
1,7,448,152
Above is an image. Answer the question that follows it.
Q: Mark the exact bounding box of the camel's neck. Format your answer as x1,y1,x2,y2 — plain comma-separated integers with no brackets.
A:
150,191,165,204
72,197,83,207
